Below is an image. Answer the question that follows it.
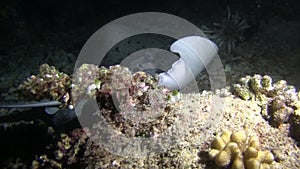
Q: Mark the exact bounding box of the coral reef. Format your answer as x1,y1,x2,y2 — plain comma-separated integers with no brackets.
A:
3,64,300,168
16,64,72,107
92,65,180,137
201,6,250,54
71,64,107,102
13,63,179,135
13,63,179,137
233,74,300,141
64,91,300,169
208,129,274,169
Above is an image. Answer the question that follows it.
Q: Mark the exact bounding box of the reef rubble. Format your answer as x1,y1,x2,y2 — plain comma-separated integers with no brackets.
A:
0,65,300,169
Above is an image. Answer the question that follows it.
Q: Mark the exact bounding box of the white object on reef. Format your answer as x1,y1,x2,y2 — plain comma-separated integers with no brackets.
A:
158,36,218,90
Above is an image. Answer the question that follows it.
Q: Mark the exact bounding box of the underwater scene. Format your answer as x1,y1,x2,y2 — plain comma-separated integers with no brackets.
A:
0,0,300,168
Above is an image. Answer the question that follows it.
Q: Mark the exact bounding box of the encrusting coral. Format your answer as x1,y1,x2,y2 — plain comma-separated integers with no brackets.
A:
232,74,300,141
208,129,274,169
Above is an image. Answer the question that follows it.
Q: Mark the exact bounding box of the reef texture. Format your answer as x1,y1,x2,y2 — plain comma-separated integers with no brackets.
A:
2,65,300,169
73,91,300,169
95,66,179,137
70,64,180,137
233,74,300,141
16,64,72,107
11,63,179,138
71,64,107,102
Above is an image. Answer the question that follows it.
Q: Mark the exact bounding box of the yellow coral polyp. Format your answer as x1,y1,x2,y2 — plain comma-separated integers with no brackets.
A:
211,136,226,150
244,146,258,159
248,136,260,150
230,130,247,145
232,158,245,169
215,150,231,167
257,151,274,164
208,130,274,169
245,158,261,169
260,163,271,169
208,149,220,159
224,142,241,158
221,130,232,143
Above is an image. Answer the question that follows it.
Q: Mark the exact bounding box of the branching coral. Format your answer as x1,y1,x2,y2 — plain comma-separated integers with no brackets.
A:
208,129,274,169
201,6,250,54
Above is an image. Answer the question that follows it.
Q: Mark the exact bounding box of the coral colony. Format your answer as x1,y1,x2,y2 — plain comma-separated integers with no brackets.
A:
209,129,274,169
233,74,300,141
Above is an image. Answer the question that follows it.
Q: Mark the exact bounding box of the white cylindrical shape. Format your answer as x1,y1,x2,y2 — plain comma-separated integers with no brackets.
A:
158,36,218,90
